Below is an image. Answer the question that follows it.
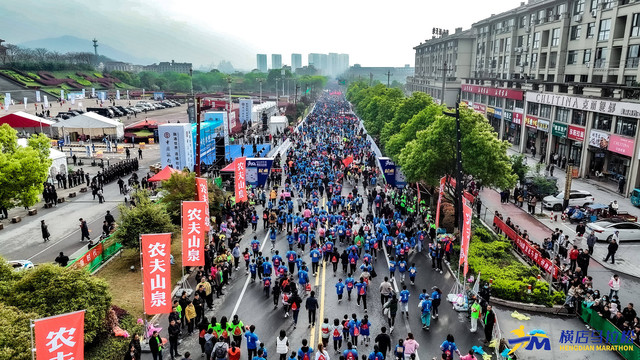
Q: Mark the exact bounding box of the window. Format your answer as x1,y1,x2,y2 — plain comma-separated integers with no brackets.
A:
584,49,592,63
521,15,527,28
540,104,552,118
573,110,587,126
515,100,524,110
533,32,541,48
595,47,609,67
590,0,598,11
549,52,558,68
625,75,637,86
587,22,596,38
528,102,540,115
481,94,487,104
556,107,571,123
627,45,640,68
506,38,511,52
575,0,585,14
488,96,497,106
593,113,612,131
505,99,515,110
615,117,638,137
602,0,613,9
517,35,524,47
531,52,539,65
568,50,579,64
598,19,611,41
570,25,582,40
632,14,640,37
552,28,560,46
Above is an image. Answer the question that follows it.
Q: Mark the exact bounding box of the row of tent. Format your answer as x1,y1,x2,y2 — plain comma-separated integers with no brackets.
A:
0,111,124,139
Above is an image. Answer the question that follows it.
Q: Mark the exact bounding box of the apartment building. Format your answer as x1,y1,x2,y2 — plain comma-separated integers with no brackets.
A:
409,0,640,195
407,28,475,105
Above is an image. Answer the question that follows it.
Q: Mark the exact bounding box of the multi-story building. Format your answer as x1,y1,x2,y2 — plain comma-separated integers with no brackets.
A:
308,53,328,74
144,60,192,74
291,53,302,72
257,54,268,73
408,0,640,196
104,61,144,73
346,64,415,84
407,27,474,105
271,54,282,70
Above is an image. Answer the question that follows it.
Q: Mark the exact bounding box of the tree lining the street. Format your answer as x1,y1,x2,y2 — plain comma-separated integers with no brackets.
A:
346,82,517,190
0,124,52,210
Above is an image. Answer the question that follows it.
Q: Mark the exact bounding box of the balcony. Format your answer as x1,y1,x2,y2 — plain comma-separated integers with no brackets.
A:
625,58,640,68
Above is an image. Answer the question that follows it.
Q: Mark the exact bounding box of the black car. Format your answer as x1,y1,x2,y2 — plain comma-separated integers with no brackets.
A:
109,106,124,117
86,107,114,118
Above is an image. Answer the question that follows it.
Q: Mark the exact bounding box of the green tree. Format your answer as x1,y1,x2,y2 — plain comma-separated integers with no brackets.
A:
386,103,443,161
2,264,112,343
380,91,431,147
160,172,225,225
0,303,37,360
0,125,52,209
398,105,517,190
510,154,530,184
114,192,176,248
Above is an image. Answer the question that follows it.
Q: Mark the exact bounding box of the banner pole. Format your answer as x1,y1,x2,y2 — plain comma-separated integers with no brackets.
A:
30,319,35,360
139,235,148,340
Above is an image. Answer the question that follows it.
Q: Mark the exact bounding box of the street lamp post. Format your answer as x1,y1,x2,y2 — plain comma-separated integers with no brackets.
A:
258,78,264,104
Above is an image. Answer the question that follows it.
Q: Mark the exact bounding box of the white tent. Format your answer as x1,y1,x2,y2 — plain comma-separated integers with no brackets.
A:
52,112,124,139
17,138,68,182
269,115,288,135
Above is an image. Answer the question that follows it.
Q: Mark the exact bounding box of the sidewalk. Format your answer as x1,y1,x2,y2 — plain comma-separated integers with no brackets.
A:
478,184,640,279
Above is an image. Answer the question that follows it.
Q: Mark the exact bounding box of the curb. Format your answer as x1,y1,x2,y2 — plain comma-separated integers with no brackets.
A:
488,296,573,316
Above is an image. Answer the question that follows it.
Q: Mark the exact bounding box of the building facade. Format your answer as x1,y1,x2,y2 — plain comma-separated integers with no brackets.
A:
144,60,192,74
257,54,268,73
271,54,282,70
291,53,302,72
408,0,640,196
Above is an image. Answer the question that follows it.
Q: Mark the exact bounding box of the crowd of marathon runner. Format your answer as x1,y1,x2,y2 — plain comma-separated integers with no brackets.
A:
142,94,482,360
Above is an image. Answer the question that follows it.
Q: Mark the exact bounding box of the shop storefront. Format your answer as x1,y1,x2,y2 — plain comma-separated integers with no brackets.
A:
567,125,585,170
551,122,568,160
608,134,636,181
588,130,635,182
486,107,502,133
503,110,522,146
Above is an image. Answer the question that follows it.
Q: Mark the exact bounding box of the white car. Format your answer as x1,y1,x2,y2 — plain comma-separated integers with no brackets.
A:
586,221,640,242
8,260,34,271
542,190,595,211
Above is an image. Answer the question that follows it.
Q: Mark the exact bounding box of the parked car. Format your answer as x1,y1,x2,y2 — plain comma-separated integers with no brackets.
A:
87,107,115,118
127,107,141,113
587,221,640,242
8,260,34,271
542,189,595,211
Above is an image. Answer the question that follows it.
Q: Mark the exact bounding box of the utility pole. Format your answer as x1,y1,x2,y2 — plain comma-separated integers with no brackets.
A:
195,97,202,176
437,61,452,106
443,102,463,229
386,70,392,87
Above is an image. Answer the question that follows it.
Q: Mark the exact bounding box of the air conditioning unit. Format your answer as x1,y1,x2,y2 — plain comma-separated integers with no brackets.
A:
591,10,597,17
574,14,583,22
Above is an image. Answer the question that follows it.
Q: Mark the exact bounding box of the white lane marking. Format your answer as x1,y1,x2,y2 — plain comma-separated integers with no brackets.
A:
231,229,271,317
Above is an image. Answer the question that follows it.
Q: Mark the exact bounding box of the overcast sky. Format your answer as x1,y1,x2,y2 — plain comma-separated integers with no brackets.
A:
1,0,524,70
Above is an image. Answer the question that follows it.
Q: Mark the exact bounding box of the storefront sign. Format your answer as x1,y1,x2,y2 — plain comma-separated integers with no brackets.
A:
568,125,585,141
589,130,610,149
504,111,523,124
527,91,640,118
537,119,550,132
608,134,636,157
461,84,524,100
524,115,538,129
552,122,568,138
486,107,495,114
473,103,486,113
493,108,502,119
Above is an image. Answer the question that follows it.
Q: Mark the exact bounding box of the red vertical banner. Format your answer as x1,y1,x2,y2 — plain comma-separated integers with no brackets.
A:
235,156,247,202
435,177,446,228
182,201,206,267
34,310,85,360
460,200,473,279
195,177,210,231
141,233,172,315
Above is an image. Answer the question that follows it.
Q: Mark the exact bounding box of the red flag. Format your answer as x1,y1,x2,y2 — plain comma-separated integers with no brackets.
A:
235,157,247,202
342,155,353,167
460,200,473,278
195,177,210,231
141,233,172,314
182,201,207,267
34,310,85,360
435,177,446,228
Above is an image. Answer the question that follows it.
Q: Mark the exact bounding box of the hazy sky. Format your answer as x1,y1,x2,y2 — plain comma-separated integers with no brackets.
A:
1,0,524,70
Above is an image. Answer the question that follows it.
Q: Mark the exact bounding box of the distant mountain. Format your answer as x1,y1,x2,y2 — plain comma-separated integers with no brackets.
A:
18,35,159,65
